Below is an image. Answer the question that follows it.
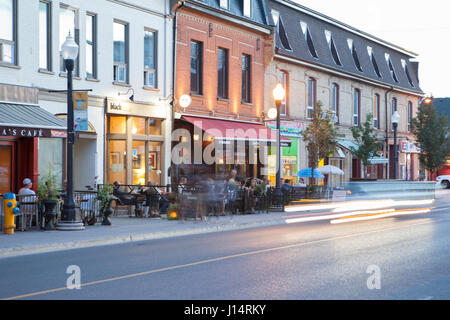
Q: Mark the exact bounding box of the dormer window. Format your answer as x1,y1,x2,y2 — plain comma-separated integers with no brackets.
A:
243,0,251,17
325,30,341,66
401,59,415,87
277,17,292,51
347,39,362,72
300,21,318,59
367,46,382,78
220,0,229,10
385,53,399,82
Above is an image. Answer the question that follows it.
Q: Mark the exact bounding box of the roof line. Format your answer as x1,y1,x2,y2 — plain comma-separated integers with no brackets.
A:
275,0,419,58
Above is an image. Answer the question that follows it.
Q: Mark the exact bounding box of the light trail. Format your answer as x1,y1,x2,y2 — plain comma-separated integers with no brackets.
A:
330,208,434,224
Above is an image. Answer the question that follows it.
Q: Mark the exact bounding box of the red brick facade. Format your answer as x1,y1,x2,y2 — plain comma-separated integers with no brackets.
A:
174,8,271,122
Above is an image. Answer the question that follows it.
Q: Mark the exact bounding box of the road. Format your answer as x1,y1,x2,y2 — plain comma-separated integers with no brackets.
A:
0,191,449,300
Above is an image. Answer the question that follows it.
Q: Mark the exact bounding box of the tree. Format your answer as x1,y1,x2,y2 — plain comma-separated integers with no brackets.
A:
350,113,384,179
411,102,450,180
302,101,338,184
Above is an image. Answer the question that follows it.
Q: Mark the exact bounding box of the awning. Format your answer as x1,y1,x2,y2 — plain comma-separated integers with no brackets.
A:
337,139,360,152
0,103,67,138
182,116,292,146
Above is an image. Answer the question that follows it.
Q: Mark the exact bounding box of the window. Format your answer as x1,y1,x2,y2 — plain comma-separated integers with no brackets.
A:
113,21,128,83
60,5,79,75
307,78,316,120
217,48,228,99
348,39,362,72
86,14,96,79
301,22,318,59
408,101,413,132
190,40,202,94
392,97,397,115
402,59,415,87
325,30,341,66
243,0,251,17
368,47,382,78
39,1,51,70
0,0,16,64
241,54,251,103
331,83,339,123
278,70,288,116
374,94,380,129
144,29,157,87
385,54,399,82
220,0,229,9
278,18,292,51
353,89,360,126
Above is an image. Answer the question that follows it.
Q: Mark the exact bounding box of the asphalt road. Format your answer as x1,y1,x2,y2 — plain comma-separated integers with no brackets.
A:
0,192,449,300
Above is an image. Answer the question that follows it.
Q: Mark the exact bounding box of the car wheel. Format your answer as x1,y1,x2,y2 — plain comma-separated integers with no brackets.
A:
442,180,450,189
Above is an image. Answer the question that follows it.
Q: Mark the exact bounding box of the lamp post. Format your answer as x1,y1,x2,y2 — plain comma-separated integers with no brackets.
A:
56,33,84,231
392,111,400,180
272,83,286,205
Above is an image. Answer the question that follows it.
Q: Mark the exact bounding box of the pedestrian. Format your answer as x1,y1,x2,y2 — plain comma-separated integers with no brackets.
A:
227,169,238,186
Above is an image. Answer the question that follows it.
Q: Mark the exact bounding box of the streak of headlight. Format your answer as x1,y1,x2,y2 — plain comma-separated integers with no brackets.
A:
331,199,435,213
330,208,433,224
285,209,396,224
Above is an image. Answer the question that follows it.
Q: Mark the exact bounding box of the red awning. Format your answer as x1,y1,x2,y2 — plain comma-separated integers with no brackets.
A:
182,116,292,145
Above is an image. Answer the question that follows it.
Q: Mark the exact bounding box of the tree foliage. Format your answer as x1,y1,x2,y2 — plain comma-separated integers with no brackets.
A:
411,103,450,180
302,101,338,183
350,113,384,177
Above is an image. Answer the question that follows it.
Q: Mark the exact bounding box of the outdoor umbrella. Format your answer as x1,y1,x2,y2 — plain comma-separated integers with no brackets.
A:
297,168,325,179
317,165,344,176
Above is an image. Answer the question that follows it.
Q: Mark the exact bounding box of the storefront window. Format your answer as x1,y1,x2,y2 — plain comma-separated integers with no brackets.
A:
148,142,161,185
38,138,63,187
149,119,162,136
109,140,126,184
132,141,146,185
131,117,146,135
110,116,126,134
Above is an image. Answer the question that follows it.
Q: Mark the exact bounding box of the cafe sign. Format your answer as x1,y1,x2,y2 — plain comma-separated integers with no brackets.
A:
0,126,67,138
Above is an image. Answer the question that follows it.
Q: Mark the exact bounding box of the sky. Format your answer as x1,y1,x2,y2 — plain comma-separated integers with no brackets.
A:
293,0,450,97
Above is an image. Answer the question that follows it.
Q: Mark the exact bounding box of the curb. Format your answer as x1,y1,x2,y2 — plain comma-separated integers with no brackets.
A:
0,218,287,259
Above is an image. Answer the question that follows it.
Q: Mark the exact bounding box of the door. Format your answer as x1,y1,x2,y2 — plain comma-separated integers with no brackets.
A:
0,142,15,195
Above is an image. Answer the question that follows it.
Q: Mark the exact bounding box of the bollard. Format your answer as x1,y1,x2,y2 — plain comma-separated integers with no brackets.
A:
3,193,20,235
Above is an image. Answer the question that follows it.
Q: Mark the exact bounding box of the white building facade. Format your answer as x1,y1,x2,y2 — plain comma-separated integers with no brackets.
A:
0,0,173,191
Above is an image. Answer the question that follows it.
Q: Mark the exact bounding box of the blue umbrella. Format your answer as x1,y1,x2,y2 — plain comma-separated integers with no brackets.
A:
297,168,325,179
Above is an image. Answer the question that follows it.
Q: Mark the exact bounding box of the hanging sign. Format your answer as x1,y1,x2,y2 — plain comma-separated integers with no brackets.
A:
73,92,89,132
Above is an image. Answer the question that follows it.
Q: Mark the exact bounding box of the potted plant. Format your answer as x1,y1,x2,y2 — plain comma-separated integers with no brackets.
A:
37,168,61,230
96,184,114,226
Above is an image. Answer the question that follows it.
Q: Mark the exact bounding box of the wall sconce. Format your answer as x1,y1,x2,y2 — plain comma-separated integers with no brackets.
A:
118,88,135,102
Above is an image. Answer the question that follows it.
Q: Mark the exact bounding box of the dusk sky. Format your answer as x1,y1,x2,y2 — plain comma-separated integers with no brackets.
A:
294,0,449,97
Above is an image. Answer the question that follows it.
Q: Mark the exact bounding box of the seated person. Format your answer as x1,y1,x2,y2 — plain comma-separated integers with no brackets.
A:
112,181,143,216
144,182,170,217
178,177,188,194
281,179,292,194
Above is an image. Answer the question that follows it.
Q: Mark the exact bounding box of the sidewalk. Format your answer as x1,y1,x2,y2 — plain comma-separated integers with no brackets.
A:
0,212,288,258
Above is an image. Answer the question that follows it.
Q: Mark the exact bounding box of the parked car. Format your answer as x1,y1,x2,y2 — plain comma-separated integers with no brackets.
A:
436,175,450,189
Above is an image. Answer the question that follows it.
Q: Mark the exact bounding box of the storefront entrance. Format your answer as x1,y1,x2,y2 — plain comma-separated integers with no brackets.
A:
0,142,15,195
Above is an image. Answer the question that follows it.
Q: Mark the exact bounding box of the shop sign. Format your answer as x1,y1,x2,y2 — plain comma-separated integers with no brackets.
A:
267,121,304,137
400,141,420,153
1,126,48,137
51,130,67,138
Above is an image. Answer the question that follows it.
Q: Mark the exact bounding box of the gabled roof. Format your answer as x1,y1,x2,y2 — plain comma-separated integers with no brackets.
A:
268,0,423,94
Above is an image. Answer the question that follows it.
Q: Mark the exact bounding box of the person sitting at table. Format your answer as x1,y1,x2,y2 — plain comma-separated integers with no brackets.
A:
112,181,142,216
178,176,188,195
144,182,169,217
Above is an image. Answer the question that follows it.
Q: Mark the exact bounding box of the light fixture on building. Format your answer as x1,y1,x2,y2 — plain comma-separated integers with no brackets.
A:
267,108,278,120
118,88,135,102
179,94,192,110
193,134,200,141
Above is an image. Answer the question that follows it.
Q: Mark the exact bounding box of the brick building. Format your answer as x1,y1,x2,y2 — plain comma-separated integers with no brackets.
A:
170,0,284,182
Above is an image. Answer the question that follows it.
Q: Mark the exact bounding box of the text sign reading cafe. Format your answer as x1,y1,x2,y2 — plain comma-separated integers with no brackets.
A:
0,126,66,138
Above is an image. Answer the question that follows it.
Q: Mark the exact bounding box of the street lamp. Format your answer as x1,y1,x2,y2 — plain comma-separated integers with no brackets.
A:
392,111,401,180
56,33,84,231
273,83,286,205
